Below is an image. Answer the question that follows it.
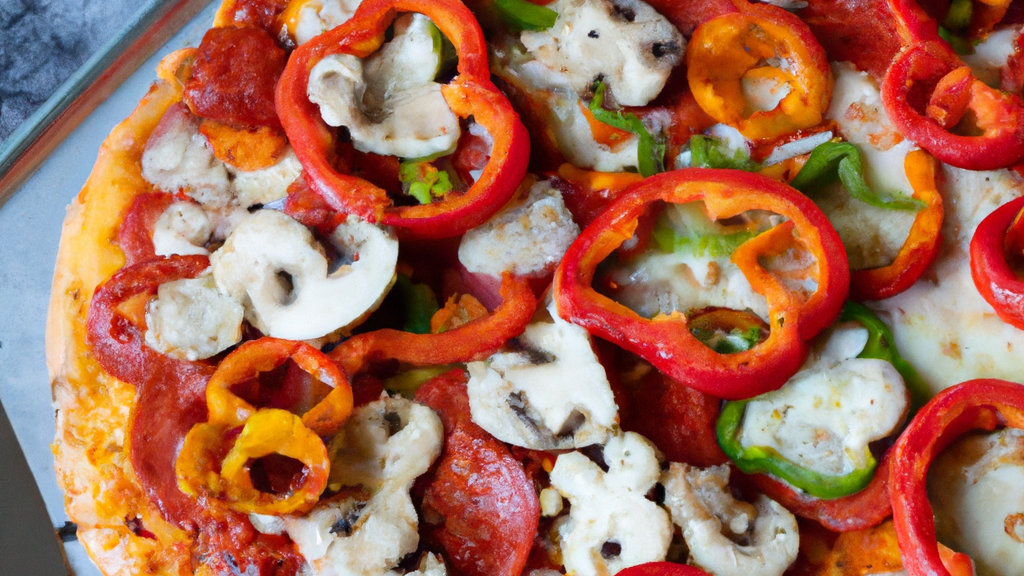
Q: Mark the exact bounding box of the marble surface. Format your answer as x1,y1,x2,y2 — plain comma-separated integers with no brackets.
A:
0,0,146,142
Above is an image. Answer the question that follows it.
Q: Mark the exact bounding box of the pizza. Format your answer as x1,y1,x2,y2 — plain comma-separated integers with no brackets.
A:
45,0,1024,575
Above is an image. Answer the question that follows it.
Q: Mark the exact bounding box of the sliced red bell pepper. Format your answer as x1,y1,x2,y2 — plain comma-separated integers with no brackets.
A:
554,169,849,400
890,379,1024,576
416,369,539,576
276,0,529,239
616,563,713,576
881,39,1024,170
686,1,833,141
329,272,537,377
970,195,1024,330
852,150,944,300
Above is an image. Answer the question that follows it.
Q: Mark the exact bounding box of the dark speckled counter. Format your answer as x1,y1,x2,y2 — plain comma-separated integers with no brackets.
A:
0,0,146,142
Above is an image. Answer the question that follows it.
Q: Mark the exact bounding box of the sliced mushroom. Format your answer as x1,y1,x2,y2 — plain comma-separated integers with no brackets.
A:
152,201,212,257
550,432,672,576
467,297,617,450
251,396,444,576
144,272,244,361
662,463,799,576
211,209,398,340
308,13,460,159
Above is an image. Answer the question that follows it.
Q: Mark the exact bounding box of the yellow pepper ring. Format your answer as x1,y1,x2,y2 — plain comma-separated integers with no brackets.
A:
217,408,331,515
205,337,354,435
176,422,233,502
686,7,833,141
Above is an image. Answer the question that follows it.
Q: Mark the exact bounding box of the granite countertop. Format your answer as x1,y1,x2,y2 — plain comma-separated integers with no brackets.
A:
0,0,146,143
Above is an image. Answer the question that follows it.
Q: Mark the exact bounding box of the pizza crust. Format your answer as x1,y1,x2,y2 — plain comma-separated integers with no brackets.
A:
46,50,198,576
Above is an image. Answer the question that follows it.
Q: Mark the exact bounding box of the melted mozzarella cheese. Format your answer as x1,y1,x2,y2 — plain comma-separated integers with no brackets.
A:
458,179,580,278
931,428,1024,576
519,0,683,107
872,167,1024,392
152,201,212,257
211,210,398,341
467,298,618,450
292,0,365,46
141,104,232,208
739,324,908,476
550,432,672,576
962,26,1021,88
231,148,303,208
144,273,243,360
307,14,460,159
662,463,799,576
822,62,917,270
253,396,444,576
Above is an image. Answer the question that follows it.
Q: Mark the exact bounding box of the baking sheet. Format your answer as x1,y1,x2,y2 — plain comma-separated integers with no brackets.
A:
0,2,219,574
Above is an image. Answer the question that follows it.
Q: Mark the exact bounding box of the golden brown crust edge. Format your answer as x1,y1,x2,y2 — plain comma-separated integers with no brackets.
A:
46,50,198,576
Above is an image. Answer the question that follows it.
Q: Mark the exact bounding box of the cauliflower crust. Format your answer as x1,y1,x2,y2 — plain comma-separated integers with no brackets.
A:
46,50,198,576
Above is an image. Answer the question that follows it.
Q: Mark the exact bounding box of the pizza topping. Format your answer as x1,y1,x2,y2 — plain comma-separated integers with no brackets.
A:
717,321,909,499
141,103,233,203
177,338,354,515
288,0,364,45
458,179,580,278
970,195,1024,331
308,14,460,159
662,463,800,576
881,40,1024,170
889,379,1024,576
118,192,178,265
183,26,287,130
251,395,444,576
211,209,399,340
549,432,672,576
417,369,540,576
144,272,244,360
686,2,832,141
278,0,529,237
518,0,684,107
930,427,1024,576
151,201,213,257
232,148,304,208
494,0,559,31
554,169,849,400
466,297,617,450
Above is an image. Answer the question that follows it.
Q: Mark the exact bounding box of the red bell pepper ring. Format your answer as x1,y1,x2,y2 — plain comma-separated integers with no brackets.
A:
329,272,537,377
890,379,1024,576
276,0,529,239
970,195,1024,330
554,169,849,400
416,369,539,576
616,563,713,576
852,150,944,301
881,40,1024,170
742,452,894,532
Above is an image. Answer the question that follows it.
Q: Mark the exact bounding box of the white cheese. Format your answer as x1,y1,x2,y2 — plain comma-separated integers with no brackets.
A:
543,90,643,172
255,396,444,576
151,201,212,257
211,210,398,340
292,0,365,46
738,323,908,476
140,104,232,208
662,463,799,576
605,202,772,321
519,0,683,107
871,166,1024,392
549,432,672,576
467,297,618,450
230,148,303,208
961,26,1021,88
931,428,1024,576
144,272,243,361
307,14,460,159
822,61,917,270
458,179,580,278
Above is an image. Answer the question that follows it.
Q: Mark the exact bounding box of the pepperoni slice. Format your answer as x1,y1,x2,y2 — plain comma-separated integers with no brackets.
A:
118,192,175,266
416,369,539,576
798,0,902,80
183,26,286,129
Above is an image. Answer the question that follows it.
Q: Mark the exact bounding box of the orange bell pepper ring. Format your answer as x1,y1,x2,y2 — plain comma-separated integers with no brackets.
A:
852,150,944,301
686,1,833,141
177,337,353,516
